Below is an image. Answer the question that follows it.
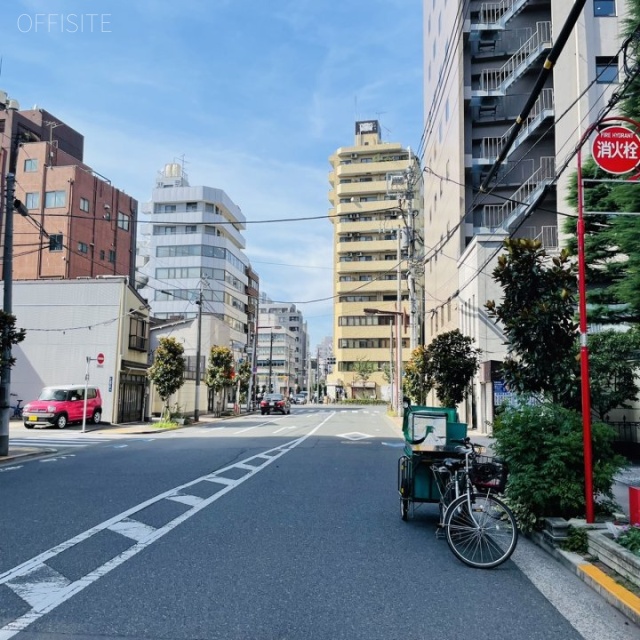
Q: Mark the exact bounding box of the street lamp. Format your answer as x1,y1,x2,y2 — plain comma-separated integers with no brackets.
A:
364,308,408,415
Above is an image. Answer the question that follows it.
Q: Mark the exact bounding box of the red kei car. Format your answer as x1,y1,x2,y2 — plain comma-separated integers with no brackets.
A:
260,393,291,415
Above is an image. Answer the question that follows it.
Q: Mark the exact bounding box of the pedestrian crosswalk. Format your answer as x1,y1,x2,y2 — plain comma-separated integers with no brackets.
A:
10,436,115,449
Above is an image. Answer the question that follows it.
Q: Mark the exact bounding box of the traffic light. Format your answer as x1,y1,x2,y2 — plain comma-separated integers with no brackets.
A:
13,199,28,216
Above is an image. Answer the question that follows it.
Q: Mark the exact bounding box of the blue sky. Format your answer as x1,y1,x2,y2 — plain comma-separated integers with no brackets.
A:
1,0,423,347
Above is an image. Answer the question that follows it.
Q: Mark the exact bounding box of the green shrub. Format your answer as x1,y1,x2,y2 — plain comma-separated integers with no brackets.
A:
152,421,179,430
492,402,625,530
562,526,589,555
617,524,640,556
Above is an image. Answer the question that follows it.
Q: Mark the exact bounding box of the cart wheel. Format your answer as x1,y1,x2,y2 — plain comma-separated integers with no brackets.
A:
400,479,410,521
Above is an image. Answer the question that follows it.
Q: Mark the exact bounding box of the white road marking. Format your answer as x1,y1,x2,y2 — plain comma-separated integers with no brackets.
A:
111,445,128,449
336,432,372,441
234,426,256,434
0,412,335,639
272,426,296,434
6,565,71,610
106,519,157,543
167,494,204,507
0,466,23,473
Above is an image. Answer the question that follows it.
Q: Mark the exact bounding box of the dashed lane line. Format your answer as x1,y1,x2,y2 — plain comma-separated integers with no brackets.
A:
0,412,335,640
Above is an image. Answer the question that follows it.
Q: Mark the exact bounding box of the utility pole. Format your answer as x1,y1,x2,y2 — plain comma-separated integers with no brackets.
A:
193,287,203,422
0,167,15,456
396,230,403,415
247,318,258,411
0,115,20,457
268,331,274,393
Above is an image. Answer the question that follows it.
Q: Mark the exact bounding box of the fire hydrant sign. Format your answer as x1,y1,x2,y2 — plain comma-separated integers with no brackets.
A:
592,125,640,174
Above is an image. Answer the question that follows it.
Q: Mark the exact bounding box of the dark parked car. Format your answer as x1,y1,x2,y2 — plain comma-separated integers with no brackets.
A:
260,393,291,415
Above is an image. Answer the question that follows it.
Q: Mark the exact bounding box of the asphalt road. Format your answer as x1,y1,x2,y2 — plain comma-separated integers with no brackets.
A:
0,407,637,639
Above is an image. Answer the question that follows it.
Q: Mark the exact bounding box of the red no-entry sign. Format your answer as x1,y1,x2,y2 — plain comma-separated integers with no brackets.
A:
592,125,640,174
96,353,105,365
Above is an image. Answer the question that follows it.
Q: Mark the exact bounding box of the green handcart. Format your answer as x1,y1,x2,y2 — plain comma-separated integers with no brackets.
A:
397,404,467,521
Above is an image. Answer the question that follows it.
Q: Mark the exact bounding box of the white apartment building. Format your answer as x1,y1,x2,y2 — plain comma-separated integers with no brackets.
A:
256,297,308,396
137,163,250,351
422,0,626,430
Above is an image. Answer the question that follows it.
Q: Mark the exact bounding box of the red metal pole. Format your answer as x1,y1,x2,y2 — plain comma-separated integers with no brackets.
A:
576,142,595,524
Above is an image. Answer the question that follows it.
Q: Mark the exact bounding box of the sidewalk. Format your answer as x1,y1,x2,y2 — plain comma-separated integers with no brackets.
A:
387,413,640,627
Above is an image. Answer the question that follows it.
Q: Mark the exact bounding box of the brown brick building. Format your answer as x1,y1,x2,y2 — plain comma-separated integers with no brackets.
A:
0,102,137,281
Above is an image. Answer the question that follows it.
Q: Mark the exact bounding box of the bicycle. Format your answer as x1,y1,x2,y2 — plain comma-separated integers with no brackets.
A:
10,393,23,418
431,437,518,569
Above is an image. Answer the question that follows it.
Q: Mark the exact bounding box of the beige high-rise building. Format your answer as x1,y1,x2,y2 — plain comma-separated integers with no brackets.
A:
327,120,421,401
422,0,627,429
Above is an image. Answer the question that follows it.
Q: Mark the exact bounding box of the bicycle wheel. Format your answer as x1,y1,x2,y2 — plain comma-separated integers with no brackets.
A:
443,493,518,569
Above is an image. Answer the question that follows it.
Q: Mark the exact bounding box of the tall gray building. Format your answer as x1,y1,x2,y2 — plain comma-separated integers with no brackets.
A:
422,0,626,429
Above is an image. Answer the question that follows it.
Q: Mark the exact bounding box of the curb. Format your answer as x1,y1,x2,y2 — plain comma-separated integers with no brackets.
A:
529,531,640,626
0,447,57,465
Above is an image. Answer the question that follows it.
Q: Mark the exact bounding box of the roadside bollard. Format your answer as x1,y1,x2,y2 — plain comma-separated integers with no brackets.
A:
630,487,640,525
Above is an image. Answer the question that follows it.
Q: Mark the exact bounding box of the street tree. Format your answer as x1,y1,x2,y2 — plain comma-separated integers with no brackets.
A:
588,328,640,420
562,4,640,324
486,238,578,406
403,346,432,406
147,336,185,421
205,346,235,413
235,358,252,399
424,330,481,408
352,358,375,399
0,311,26,370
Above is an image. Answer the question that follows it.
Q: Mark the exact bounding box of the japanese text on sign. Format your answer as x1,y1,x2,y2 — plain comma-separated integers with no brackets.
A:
592,126,640,174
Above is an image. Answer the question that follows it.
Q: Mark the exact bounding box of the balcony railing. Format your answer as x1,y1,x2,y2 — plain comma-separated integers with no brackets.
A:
521,224,559,249
481,156,555,230
480,22,552,93
477,0,529,28
476,88,555,162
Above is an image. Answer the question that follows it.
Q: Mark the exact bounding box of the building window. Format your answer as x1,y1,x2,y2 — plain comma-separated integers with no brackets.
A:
99,250,105,260
594,0,616,15
45,190,66,208
186,202,198,211
205,203,214,213
49,234,63,252
117,211,130,231
78,242,88,254
25,192,40,209
24,159,38,172
129,316,148,351
108,250,116,263
164,204,176,213
79,197,90,212
185,225,197,233
596,56,619,83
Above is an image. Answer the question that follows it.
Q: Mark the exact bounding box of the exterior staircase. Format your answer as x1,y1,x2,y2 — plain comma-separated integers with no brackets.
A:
479,21,552,94
481,156,555,231
474,88,554,164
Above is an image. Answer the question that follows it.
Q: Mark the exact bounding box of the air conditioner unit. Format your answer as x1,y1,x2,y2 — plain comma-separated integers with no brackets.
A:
357,252,363,257
351,153,358,159
347,252,353,257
